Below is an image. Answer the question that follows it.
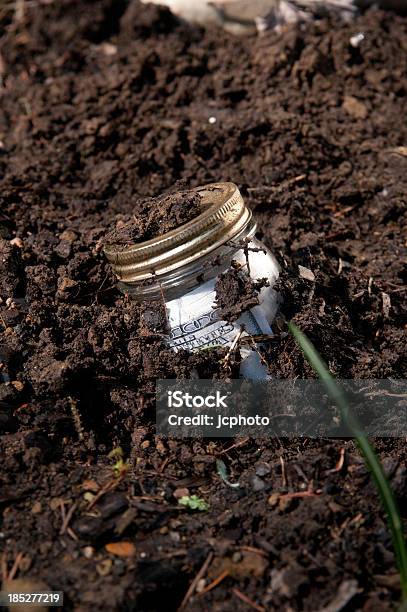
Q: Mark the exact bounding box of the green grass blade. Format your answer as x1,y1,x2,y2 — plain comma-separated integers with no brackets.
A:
288,321,407,599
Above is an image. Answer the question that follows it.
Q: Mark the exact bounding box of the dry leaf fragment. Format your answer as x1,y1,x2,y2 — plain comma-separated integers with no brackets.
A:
105,541,135,557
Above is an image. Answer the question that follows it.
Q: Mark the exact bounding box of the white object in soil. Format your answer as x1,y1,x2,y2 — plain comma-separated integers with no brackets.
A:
141,0,358,33
166,239,280,379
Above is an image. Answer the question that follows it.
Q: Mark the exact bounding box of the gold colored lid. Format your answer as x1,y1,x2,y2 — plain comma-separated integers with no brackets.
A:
103,182,253,284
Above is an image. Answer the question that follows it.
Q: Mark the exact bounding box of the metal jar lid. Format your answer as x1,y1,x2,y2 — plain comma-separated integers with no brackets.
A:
103,182,253,284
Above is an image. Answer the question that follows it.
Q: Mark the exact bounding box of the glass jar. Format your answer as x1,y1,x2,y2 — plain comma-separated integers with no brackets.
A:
104,183,280,378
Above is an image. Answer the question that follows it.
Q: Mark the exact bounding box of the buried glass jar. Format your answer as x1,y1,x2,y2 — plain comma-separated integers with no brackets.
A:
104,182,280,379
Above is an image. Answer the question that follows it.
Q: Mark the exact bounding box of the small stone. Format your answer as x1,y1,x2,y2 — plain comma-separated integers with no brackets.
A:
74,516,104,540
100,42,117,56
250,475,265,491
255,462,271,477
350,32,364,48
31,501,42,514
83,546,94,559
10,237,23,248
268,493,280,507
169,531,180,543
196,578,206,593
59,230,77,243
96,559,112,576
98,493,128,519
298,265,315,282
55,240,72,259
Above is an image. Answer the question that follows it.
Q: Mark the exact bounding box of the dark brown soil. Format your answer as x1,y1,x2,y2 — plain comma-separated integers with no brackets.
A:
103,189,203,247
214,265,266,322
0,1,406,610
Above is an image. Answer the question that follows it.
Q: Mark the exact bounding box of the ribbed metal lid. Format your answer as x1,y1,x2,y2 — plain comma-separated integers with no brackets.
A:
103,182,253,284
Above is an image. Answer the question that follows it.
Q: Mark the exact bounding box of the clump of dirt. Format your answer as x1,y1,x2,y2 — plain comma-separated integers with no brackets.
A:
214,265,267,321
103,189,203,248
0,1,407,610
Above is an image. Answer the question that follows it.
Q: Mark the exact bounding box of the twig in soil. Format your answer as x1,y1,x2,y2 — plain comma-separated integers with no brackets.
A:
280,455,287,487
293,463,309,484
232,588,266,612
67,527,78,541
220,325,244,373
323,448,346,476
1,551,24,582
198,569,229,595
178,551,213,611
239,545,268,558
245,333,270,371
60,501,77,535
275,489,321,501
215,437,250,456
87,474,126,511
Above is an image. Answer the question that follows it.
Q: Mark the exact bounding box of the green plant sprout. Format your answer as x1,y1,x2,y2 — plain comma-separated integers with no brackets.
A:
108,447,129,478
178,495,209,511
289,321,407,601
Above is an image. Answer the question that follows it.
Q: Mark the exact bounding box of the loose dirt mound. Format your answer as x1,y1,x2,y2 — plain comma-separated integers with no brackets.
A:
0,1,406,610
